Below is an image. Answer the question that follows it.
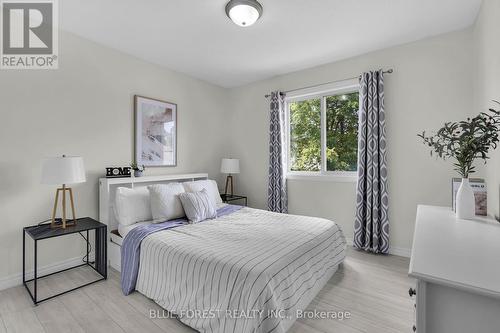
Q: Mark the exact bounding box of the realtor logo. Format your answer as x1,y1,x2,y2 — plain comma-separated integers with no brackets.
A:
1,0,58,69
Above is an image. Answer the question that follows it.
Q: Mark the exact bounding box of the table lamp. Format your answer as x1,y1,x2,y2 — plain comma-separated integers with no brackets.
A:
220,158,240,196
41,155,86,229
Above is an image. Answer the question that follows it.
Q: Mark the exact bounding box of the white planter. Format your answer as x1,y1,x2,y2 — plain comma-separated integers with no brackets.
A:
456,178,475,220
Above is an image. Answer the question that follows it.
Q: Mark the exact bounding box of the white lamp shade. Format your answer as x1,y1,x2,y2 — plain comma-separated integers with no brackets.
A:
41,156,86,185
221,158,240,174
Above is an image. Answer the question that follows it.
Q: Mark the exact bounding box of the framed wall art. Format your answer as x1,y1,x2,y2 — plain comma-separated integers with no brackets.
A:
134,95,177,167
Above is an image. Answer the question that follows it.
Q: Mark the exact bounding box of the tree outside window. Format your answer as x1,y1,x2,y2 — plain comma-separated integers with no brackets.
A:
289,91,359,173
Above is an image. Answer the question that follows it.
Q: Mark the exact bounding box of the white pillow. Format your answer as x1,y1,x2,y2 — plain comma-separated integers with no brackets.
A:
114,187,152,226
178,189,217,223
118,221,152,239
183,179,222,206
148,183,186,222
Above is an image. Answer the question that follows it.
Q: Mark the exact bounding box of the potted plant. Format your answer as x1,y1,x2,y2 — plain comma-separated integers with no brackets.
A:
130,162,146,177
418,101,500,219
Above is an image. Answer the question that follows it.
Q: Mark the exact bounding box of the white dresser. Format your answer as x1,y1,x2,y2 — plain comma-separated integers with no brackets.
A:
409,205,500,333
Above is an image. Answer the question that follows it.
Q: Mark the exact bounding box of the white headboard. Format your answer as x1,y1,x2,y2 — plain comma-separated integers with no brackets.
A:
98,173,208,233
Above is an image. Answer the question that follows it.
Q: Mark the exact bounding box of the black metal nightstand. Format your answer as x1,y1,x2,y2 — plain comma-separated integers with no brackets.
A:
220,194,247,206
23,217,107,305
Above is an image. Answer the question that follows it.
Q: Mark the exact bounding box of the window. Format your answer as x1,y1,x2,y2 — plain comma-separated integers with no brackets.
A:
286,80,359,178
289,98,321,172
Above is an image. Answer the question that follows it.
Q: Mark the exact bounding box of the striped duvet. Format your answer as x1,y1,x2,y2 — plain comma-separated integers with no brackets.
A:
135,206,346,333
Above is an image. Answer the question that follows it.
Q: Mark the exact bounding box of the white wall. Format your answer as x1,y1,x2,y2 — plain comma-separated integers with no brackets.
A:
228,29,478,254
0,31,230,286
473,0,500,219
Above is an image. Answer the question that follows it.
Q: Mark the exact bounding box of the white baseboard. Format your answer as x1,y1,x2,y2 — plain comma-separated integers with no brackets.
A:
387,245,411,258
0,256,83,291
345,238,411,258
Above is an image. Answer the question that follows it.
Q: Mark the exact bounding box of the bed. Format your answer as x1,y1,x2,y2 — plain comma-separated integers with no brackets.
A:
99,174,346,333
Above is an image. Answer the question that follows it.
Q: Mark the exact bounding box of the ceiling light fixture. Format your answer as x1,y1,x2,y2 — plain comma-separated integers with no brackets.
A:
225,0,263,27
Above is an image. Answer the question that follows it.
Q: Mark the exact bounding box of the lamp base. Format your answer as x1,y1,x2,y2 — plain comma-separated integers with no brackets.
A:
224,175,234,196
51,185,77,229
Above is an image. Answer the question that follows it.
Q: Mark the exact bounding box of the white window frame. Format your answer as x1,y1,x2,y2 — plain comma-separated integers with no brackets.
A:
285,78,360,182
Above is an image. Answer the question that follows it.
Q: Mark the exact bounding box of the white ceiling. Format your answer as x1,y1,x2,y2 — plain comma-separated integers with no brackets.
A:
60,0,482,88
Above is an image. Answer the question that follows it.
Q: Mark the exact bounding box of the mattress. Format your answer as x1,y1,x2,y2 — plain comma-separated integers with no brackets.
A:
134,206,346,333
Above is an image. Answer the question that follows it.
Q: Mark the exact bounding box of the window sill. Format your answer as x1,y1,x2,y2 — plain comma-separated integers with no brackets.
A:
286,173,357,183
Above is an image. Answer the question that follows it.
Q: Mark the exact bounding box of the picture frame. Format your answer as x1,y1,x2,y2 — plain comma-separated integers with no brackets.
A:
134,95,177,167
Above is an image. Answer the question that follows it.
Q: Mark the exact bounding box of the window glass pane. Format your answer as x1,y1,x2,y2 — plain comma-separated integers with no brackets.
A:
326,92,359,171
289,98,321,171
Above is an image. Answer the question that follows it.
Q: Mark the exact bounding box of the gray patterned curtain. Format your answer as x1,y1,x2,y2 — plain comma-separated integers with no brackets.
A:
267,91,288,213
354,70,389,254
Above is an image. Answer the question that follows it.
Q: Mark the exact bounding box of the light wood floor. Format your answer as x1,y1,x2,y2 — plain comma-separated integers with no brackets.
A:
0,247,414,333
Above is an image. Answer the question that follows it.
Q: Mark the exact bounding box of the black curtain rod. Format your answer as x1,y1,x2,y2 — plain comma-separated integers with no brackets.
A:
264,69,393,98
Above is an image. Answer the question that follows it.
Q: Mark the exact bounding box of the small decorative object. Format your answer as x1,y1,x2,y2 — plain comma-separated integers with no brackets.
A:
456,179,475,219
130,162,146,177
105,167,131,178
221,158,240,196
41,155,86,229
135,95,177,167
451,178,487,216
419,101,500,219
